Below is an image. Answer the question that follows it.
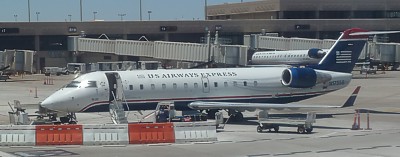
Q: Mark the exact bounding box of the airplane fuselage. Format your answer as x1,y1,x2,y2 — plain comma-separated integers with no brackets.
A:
40,67,351,113
251,50,325,65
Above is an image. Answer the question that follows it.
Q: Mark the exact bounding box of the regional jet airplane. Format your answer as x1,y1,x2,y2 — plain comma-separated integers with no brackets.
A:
40,28,370,123
250,49,327,65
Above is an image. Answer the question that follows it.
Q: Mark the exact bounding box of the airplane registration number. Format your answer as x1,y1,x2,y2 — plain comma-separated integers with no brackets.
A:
329,80,345,86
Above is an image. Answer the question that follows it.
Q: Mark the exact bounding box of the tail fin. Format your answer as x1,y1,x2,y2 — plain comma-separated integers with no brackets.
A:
341,86,361,108
314,28,369,73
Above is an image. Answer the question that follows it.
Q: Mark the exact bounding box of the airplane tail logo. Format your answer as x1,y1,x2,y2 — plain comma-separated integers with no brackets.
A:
312,28,369,73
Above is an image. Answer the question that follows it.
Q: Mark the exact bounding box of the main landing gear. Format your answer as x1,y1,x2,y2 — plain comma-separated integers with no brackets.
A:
205,109,244,122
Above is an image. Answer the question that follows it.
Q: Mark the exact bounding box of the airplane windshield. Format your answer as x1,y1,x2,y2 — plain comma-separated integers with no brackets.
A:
65,81,97,88
65,81,80,88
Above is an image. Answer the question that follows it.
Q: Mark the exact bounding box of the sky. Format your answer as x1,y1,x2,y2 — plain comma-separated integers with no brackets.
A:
1,0,252,22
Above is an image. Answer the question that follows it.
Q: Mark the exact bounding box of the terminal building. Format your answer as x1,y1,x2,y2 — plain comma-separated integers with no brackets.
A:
0,0,400,72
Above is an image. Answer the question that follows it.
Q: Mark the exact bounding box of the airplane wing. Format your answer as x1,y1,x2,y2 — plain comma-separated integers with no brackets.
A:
188,86,361,110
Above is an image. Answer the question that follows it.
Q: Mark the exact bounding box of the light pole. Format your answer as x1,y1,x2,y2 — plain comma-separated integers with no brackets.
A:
118,13,126,21
139,0,142,21
14,14,18,22
68,14,72,22
36,12,40,21
93,11,97,20
147,10,152,21
80,0,83,21
204,0,207,20
28,0,31,22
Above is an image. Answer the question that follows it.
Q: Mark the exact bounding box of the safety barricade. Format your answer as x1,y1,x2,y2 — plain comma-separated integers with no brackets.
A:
83,124,129,145
36,125,83,145
173,121,217,143
128,123,175,144
0,125,36,146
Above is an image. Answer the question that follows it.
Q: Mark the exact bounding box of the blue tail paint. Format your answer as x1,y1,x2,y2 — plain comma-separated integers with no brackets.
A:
311,28,369,73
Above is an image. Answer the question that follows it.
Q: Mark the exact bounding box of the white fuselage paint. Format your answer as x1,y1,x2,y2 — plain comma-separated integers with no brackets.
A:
40,67,352,113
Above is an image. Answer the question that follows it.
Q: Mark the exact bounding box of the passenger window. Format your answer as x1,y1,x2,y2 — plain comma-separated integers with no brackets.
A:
194,83,198,88
140,84,144,90
224,82,228,87
214,82,218,87
184,83,188,89
129,85,133,90
254,81,258,87
204,83,208,88
244,81,247,86
233,81,237,86
151,84,155,90
162,84,166,89
173,83,177,89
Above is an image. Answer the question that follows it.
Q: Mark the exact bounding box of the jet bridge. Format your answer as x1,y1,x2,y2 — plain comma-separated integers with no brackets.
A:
68,36,248,66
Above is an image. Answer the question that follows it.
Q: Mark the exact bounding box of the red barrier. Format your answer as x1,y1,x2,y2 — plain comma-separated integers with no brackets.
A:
36,125,83,145
128,123,175,144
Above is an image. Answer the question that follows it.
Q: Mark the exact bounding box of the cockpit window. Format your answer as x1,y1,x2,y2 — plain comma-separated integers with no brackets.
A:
65,81,80,88
85,81,97,88
65,81,97,88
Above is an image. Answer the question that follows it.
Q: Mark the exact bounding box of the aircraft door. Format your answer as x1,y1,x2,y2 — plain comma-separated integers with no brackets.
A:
201,77,210,93
105,73,117,101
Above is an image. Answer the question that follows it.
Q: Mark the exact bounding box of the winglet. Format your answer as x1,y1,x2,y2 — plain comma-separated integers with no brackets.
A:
341,86,361,108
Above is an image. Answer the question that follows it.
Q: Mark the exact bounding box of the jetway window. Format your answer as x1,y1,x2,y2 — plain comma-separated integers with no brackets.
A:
194,83,198,88
162,84,166,89
129,85,133,90
173,83,177,89
151,84,155,90
214,82,218,87
244,81,247,86
224,82,228,87
140,84,144,90
184,83,188,89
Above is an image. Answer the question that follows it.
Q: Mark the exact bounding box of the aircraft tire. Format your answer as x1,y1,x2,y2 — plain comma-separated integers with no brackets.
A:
297,126,305,134
306,128,313,133
273,126,279,132
60,117,69,124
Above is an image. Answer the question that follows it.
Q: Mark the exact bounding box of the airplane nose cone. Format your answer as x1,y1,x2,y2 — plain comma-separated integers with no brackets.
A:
40,97,55,110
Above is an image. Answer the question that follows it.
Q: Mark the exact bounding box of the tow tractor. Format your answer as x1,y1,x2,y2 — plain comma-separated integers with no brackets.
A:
256,111,316,134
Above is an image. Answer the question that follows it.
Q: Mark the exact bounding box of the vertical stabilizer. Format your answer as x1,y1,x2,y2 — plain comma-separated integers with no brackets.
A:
313,28,369,73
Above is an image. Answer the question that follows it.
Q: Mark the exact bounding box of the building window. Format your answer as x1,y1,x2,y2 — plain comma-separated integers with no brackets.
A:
140,84,144,90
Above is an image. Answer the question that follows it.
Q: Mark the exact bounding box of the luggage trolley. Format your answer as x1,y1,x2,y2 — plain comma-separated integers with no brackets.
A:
256,111,316,134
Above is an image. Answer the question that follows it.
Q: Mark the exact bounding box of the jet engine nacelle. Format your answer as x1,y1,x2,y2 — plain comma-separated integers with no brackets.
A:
281,68,332,88
308,48,326,59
